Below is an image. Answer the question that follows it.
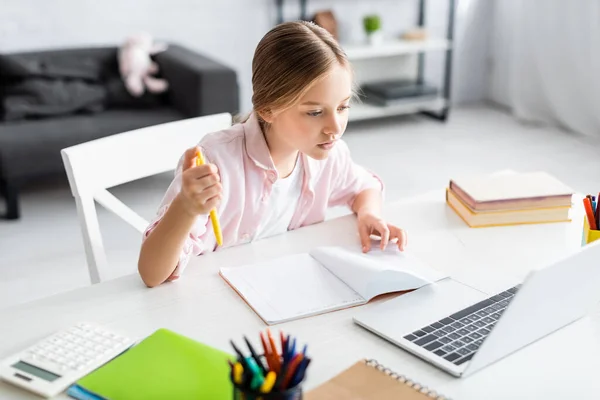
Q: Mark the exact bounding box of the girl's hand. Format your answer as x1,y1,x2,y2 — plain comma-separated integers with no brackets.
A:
357,210,407,253
176,147,223,216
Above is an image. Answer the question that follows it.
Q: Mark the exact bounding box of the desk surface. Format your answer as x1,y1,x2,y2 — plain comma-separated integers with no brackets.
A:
1,190,598,399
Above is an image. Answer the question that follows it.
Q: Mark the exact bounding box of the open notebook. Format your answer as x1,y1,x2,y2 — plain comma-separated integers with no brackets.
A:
220,244,448,325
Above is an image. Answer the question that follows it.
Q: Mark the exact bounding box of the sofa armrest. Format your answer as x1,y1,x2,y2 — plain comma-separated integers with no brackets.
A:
155,44,239,117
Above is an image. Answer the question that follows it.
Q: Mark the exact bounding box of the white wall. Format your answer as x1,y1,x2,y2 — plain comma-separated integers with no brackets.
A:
486,0,513,107
452,0,494,104
0,0,492,111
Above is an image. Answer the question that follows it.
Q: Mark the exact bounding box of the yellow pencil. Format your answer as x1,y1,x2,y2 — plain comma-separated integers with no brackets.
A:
196,149,223,246
260,371,276,393
233,362,244,385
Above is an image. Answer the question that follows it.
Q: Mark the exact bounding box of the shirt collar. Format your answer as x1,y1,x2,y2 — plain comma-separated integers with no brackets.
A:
243,112,275,171
243,112,315,189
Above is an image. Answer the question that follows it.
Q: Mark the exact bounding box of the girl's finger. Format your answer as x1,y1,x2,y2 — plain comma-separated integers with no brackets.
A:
378,223,390,250
398,228,407,251
359,223,372,253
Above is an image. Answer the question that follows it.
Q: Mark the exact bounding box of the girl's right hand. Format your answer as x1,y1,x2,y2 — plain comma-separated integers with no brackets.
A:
177,147,222,216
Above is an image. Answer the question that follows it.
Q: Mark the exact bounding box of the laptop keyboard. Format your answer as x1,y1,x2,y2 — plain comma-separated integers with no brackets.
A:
403,284,521,366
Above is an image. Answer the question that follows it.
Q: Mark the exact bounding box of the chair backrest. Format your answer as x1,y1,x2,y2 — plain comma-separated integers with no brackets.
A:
61,113,232,284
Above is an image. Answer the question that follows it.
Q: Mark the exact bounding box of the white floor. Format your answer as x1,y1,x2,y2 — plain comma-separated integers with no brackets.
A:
1,104,599,310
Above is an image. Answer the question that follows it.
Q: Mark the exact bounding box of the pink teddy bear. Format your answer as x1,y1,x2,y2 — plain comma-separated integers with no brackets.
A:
118,32,169,97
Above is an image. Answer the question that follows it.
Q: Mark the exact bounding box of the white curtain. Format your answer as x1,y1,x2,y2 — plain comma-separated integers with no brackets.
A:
489,0,600,138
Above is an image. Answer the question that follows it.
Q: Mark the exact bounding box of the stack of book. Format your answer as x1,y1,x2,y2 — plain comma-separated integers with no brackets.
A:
446,171,574,228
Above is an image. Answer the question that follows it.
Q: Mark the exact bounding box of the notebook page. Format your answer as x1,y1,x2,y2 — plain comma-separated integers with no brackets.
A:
310,244,448,300
219,254,365,324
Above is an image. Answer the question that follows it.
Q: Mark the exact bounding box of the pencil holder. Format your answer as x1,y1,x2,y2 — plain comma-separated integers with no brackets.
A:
582,217,600,246
231,354,304,400
232,382,302,400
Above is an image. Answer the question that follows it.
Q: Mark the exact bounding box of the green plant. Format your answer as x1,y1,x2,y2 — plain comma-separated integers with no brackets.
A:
363,14,381,34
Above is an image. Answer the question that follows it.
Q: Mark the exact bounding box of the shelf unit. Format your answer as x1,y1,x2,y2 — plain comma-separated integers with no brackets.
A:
274,0,456,122
343,38,450,61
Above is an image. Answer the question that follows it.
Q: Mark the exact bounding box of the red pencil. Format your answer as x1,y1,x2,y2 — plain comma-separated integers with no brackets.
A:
260,331,274,372
583,197,597,230
280,331,286,361
266,329,281,374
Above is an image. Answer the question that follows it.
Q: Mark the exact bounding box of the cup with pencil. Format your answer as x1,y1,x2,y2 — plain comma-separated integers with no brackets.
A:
229,329,310,400
582,194,600,246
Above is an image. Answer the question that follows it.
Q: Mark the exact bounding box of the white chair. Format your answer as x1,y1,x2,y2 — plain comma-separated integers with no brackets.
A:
61,113,232,284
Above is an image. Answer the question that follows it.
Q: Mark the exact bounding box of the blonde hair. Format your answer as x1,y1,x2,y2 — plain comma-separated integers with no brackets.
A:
247,21,353,124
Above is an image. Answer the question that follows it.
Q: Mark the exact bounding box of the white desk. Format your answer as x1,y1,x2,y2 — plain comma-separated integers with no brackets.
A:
1,190,597,399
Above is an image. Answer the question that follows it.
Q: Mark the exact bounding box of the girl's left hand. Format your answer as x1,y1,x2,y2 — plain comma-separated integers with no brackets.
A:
357,211,407,253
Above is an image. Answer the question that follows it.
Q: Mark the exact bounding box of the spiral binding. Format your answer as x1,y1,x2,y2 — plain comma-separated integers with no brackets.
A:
364,359,451,400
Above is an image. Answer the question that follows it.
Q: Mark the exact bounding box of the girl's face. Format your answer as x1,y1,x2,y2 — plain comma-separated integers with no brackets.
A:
264,64,353,160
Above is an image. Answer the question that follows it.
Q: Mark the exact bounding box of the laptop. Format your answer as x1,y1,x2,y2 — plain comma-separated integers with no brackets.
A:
353,240,600,377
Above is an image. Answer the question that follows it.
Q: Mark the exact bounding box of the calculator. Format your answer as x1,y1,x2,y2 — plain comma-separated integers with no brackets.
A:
0,322,135,398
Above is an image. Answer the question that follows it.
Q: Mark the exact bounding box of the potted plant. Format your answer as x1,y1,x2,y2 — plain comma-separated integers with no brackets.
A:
363,14,383,45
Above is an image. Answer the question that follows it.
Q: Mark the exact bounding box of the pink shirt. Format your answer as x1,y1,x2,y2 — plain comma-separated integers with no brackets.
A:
143,113,383,280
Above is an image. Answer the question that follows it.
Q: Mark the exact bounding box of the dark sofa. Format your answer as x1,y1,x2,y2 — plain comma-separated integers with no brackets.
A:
0,44,239,219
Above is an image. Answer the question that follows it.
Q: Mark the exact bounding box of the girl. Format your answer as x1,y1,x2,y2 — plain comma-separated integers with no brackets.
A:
138,21,407,288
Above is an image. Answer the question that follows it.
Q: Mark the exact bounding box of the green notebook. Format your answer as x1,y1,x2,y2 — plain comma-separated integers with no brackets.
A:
76,328,234,400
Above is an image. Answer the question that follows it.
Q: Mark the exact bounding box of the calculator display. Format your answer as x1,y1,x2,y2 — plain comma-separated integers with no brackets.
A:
12,361,61,382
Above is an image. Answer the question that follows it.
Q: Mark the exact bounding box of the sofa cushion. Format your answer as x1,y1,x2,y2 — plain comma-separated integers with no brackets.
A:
0,47,118,81
0,47,167,122
2,78,107,121
0,107,184,181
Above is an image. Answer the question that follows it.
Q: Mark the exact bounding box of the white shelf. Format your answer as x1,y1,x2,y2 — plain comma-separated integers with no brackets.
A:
343,38,450,60
349,97,447,122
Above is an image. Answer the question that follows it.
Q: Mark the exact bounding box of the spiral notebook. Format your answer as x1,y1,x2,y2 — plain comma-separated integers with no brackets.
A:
306,359,451,400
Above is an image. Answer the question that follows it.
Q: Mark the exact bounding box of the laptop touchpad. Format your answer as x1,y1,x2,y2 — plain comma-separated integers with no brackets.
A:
354,278,488,337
